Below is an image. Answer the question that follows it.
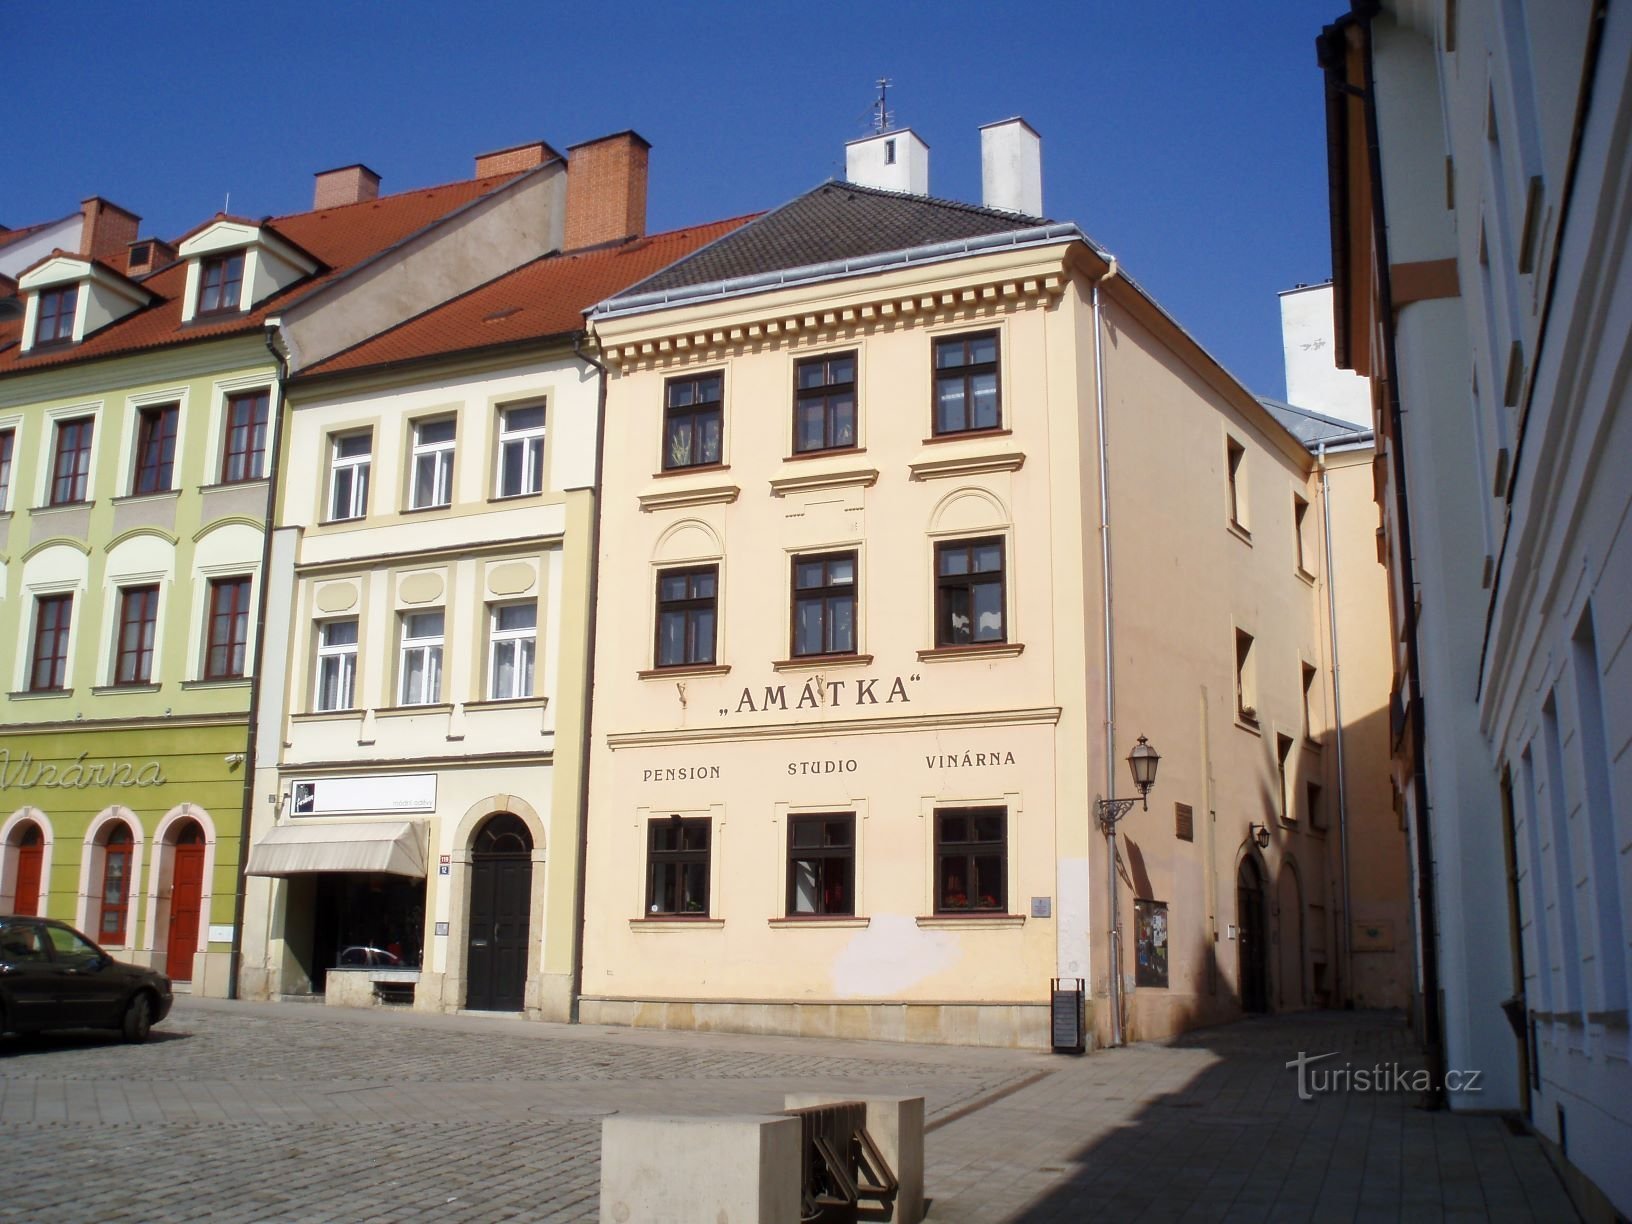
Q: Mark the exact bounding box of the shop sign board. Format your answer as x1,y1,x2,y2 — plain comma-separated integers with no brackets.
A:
291,773,437,816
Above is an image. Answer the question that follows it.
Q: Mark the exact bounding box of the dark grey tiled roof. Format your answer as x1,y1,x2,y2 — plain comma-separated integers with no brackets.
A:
1259,397,1374,450
618,180,1048,298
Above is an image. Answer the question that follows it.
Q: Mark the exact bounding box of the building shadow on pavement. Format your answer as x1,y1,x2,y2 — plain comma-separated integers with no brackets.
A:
0,1028,190,1057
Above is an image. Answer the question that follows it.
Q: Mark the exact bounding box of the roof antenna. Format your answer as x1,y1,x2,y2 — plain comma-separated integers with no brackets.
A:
223,191,231,216
872,78,894,134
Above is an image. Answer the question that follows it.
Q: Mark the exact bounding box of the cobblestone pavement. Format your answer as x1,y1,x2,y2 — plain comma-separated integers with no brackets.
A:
0,1001,1578,1222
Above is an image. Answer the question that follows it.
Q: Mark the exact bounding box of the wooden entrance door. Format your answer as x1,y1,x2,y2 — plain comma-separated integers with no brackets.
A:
166,823,206,983
12,823,43,916
465,814,533,1012
1237,857,1269,1013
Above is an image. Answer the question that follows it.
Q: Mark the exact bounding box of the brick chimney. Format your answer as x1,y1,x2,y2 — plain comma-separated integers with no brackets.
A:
474,140,563,179
563,131,649,250
126,237,178,277
312,164,382,210
79,198,141,262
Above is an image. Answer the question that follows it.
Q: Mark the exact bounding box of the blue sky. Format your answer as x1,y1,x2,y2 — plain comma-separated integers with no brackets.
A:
6,1,1336,399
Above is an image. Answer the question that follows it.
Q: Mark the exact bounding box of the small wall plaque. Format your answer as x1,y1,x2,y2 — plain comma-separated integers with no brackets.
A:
435,922,449,936
1030,896,1052,918
207,924,234,944
438,864,450,876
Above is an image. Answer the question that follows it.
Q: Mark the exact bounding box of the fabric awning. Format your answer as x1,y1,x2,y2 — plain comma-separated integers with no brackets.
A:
245,821,428,879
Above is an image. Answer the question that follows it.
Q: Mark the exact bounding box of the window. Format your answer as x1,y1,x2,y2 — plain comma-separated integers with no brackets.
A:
662,372,723,470
932,331,1000,435
792,551,857,658
221,390,270,483
1276,733,1295,821
398,611,444,706
488,603,536,700
197,252,245,315
327,431,371,521
132,403,179,495
884,138,897,165
50,417,94,504
114,585,160,685
655,566,717,668
0,428,13,509
935,807,1006,913
1234,629,1256,722
98,824,133,945
787,813,854,916
496,404,545,498
315,619,358,712
36,286,78,344
409,418,456,509
1307,782,1327,830
646,816,710,916
1301,663,1318,741
934,537,1006,647
1293,494,1312,573
204,577,252,680
29,594,73,692
1226,436,1248,531
793,352,857,453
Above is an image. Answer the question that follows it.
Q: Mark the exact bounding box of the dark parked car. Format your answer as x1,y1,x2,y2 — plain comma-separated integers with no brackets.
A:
0,916,173,1042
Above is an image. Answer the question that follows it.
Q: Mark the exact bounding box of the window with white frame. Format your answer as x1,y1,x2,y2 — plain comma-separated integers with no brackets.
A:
0,427,14,510
495,404,544,498
314,619,358,712
327,431,371,522
488,603,536,700
398,611,444,706
409,418,456,509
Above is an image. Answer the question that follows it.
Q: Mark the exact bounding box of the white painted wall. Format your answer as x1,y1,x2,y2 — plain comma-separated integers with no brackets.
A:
1278,284,1371,425
845,130,930,196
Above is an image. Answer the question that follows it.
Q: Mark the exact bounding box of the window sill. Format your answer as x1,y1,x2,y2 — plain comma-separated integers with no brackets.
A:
629,917,724,930
486,490,546,505
637,664,730,680
1302,736,1322,753
463,696,547,712
1294,566,1316,586
180,677,250,690
1235,714,1262,737
7,688,72,700
320,515,368,528
111,490,180,505
917,642,1025,663
199,478,270,494
784,445,866,463
292,709,361,723
90,683,161,695
768,916,870,929
377,702,455,718
772,653,873,672
915,914,1026,929
651,462,731,479
1227,520,1253,546
36,500,94,512
401,502,453,516
919,427,1012,446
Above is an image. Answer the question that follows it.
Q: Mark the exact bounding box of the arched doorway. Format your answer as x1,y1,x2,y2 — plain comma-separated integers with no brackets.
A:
165,821,206,983
1277,861,1305,1010
1236,855,1269,1013
98,824,135,946
11,822,44,916
465,813,533,1011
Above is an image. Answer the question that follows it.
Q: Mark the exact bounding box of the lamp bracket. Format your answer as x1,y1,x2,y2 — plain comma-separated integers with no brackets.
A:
1095,797,1138,834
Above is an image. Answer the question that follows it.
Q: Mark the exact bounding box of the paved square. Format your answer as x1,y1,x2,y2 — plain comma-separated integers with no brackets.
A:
0,1001,1575,1221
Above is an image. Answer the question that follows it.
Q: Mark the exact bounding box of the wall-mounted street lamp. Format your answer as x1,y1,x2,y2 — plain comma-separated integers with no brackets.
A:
1249,822,1271,851
1095,735,1160,1048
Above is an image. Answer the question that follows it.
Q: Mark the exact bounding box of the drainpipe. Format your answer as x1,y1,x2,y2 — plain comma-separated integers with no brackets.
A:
1092,256,1125,1046
566,331,609,1023
225,320,290,1000
1318,442,1356,1007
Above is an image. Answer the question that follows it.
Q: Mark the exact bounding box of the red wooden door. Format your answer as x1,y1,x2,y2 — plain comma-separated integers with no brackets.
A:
166,826,206,982
13,824,43,916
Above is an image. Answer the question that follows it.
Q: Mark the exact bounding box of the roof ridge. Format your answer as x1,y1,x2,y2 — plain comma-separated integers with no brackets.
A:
819,177,1048,225
269,171,523,225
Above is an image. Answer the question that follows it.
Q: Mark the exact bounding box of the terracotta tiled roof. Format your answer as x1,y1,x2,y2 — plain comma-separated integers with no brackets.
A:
298,214,757,379
0,218,66,254
0,173,523,377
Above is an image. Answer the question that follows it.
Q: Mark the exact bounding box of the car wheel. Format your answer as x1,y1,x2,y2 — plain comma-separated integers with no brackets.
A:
121,992,153,1043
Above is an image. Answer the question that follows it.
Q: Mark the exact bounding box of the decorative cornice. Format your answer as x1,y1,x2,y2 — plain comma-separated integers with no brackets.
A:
908,451,1026,482
605,704,1062,748
637,483,741,513
767,468,879,498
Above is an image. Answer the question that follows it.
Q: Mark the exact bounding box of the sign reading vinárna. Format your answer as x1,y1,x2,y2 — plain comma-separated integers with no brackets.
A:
0,749,166,791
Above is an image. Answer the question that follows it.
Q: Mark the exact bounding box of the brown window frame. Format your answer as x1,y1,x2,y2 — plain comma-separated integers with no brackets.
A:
934,807,1007,914
791,551,858,658
786,813,855,917
221,389,270,483
50,417,94,505
792,351,858,454
646,816,711,916
662,372,724,470
29,594,73,692
132,403,179,495
932,330,1001,436
197,251,245,316
934,536,1007,647
35,285,78,345
98,824,133,946
114,585,160,686
204,576,252,680
654,564,718,669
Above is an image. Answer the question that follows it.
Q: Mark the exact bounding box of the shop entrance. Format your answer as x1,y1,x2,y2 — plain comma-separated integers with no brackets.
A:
308,873,425,993
165,821,206,982
465,813,532,1012
1237,856,1269,1013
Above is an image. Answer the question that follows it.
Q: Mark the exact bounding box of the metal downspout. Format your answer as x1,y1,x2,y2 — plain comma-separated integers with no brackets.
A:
1318,442,1356,1006
1093,259,1123,1047
567,332,609,1023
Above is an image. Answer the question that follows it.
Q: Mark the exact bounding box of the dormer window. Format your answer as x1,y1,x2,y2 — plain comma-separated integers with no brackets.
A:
36,286,78,344
197,252,245,315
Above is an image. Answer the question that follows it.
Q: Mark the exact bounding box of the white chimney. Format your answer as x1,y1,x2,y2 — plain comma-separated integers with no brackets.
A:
845,129,930,195
980,118,1042,216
